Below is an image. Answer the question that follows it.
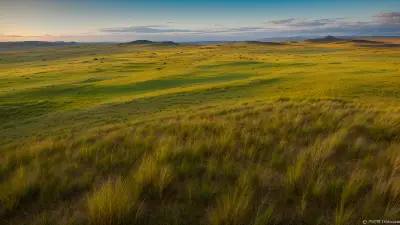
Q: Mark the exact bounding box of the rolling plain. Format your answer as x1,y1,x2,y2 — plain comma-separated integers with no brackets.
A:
0,41,399,224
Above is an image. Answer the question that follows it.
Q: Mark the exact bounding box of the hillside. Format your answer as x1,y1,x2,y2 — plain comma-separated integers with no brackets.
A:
124,40,154,45
349,39,384,44
121,40,180,46
343,39,400,47
0,41,78,48
258,36,313,42
245,41,287,45
152,41,181,46
0,42,399,225
352,36,400,44
306,35,344,43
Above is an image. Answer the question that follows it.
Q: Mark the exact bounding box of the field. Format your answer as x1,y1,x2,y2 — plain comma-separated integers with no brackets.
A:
358,37,400,44
0,42,399,225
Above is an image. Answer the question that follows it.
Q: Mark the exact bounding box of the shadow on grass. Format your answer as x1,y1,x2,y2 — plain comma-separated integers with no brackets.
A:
199,61,315,69
0,73,254,101
0,77,282,144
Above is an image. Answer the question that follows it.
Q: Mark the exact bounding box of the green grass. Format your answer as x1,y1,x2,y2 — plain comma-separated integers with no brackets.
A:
87,179,139,225
0,42,399,224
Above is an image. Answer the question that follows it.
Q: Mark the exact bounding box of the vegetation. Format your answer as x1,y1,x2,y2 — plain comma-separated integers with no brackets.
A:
0,41,399,224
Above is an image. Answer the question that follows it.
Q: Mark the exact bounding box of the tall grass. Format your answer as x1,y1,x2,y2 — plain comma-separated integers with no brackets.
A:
87,179,139,225
1,38,400,225
209,184,254,225
0,167,38,216
1,99,399,224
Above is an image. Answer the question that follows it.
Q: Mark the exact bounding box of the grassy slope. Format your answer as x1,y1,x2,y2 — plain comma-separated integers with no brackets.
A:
359,37,400,44
0,42,399,224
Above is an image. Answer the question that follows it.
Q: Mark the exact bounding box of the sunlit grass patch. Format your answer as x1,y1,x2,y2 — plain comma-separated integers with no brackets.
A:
87,179,139,225
209,183,254,225
134,156,175,198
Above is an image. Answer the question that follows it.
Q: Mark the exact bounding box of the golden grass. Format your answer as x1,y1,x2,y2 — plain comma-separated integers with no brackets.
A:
87,179,138,225
0,43,399,224
209,184,254,225
0,167,38,215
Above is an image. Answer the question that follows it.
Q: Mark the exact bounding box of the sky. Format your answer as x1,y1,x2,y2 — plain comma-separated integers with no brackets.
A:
1,0,400,42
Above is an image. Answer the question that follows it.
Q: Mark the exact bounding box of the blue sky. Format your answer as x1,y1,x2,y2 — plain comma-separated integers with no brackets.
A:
1,0,399,42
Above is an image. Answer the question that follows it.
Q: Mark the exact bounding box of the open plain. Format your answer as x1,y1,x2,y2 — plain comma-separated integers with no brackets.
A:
0,41,399,224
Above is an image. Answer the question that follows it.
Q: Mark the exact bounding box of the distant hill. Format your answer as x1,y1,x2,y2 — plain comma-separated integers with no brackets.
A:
152,41,180,46
121,40,180,46
306,36,344,43
258,35,400,43
245,41,286,45
124,40,154,45
180,41,238,45
355,36,400,44
0,41,78,48
359,43,400,48
347,39,385,44
258,36,315,42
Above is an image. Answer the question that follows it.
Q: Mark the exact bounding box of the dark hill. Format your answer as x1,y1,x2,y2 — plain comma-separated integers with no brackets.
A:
121,40,180,46
124,40,154,45
348,39,385,44
245,41,286,45
306,36,344,43
361,43,400,48
0,41,78,48
152,41,180,46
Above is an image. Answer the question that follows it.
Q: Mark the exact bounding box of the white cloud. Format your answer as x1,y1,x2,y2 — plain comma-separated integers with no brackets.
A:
3,12,400,42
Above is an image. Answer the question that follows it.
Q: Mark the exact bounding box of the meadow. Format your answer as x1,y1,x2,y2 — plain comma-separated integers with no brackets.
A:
0,41,399,225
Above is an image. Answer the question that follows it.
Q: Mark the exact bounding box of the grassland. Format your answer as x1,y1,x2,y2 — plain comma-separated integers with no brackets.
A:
0,41,399,225
358,37,400,44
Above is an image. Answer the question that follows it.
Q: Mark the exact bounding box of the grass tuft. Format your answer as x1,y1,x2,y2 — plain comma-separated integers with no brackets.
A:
209,184,254,225
87,179,138,225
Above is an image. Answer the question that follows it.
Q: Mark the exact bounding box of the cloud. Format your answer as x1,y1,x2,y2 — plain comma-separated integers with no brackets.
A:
262,13,400,37
228,27,264,32
285,21,400,36
6,35,23,37
294,20,332,27
97,12,400,37
265,18,337,27
212,24,225,27
99,25,267,35
0,34,58,42
99,25,192,33
265,18,296,25
374,12,400,24
5,12,400,42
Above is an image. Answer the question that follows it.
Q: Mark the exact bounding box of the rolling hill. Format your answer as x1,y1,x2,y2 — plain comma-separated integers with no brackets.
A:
0,41,78,48
121,40,180,46
305,35,344,43
245,41,287,45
